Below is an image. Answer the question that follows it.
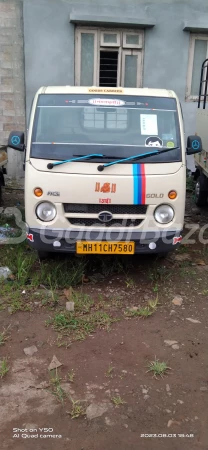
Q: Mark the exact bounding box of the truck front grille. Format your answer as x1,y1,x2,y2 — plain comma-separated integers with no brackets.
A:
67,218,143,227
64,203,147,215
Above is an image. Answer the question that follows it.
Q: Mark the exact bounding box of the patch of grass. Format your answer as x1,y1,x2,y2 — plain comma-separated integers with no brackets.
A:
0,326,10,346
95,295,107,310
177,244,189,254
149,266,171,283
110,295,123,308
186,175,195,193
46,311,118,342
106,364,114,378
202,289,208,295
16,252,36,285
111,396,126,407
125,305,154,318
33,258,86,289
92,311,117,329
50,369,66,403
74,331,86,341
87,254,133,278
0,358,9,378
146,357,171,379
9,297,32,314
0,243,36,285
135,306,154,318
125,277,135,289
67,369,75,383
180,267,197,278
48,312,79,331
99,256,125,277
44,276,59,308
0,242,87,290
148,295,159,311
56,335,71,348
69,399,86,419
201,245,208,256
152,284,158,293
0,280,42,313
95,294,122,311
125,296,159,319
72,291,93,313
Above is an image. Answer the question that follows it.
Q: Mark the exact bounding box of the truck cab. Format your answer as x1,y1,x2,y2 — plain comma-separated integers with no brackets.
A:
8,86,202,258
193,58,208,206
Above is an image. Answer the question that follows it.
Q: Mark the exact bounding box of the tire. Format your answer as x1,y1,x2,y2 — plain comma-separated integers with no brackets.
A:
38,251,50,261
195,174,208,206
0,185,2,207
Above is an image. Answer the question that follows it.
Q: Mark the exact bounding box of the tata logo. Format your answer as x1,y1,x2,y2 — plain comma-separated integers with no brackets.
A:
146,193,164,198
98,211,113,223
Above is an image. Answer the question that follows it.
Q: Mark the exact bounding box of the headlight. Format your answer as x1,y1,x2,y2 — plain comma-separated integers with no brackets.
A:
36,202,57,222
154,204,174,224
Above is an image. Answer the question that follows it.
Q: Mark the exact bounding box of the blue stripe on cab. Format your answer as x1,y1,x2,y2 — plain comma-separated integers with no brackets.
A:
133,164,142,204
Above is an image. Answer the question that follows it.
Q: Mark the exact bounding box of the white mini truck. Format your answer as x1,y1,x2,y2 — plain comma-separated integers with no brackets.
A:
8,87,202,258
193,59,208,206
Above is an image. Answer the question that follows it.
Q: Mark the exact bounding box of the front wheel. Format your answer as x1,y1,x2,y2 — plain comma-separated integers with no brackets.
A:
195,174,208,206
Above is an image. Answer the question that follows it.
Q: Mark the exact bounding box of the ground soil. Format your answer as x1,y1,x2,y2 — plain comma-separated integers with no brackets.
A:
0,187,208,450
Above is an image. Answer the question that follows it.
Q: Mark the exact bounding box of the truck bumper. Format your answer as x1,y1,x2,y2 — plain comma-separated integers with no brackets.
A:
26,227,183,254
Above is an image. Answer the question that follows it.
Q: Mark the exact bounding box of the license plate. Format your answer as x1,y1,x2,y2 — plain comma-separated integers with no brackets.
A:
76,241,135,255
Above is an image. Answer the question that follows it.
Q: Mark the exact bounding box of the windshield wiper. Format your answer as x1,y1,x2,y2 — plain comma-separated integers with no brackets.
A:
97,147,179,171
73,154,120,160
47,154,104,169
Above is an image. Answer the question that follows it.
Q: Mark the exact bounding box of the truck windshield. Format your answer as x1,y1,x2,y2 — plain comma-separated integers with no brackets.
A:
31,94,181,163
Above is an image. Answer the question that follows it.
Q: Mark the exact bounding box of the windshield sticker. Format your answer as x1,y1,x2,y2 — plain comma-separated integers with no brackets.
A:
166,141,175,148
140,114,158,136
145,136,163,147
88,98,125,107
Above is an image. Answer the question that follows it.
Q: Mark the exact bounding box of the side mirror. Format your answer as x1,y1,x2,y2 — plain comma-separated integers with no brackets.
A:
186,135,202,155
8,131,25,152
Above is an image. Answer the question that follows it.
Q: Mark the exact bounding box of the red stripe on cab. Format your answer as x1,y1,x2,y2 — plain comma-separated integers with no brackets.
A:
141,163,146,204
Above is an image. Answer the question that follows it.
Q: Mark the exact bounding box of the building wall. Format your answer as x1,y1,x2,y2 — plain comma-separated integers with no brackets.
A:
22,0,208,150
0,0,25,177
2,0,208,176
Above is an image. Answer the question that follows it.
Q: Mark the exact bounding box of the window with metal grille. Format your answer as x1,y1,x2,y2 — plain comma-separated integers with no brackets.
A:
75,27,144,88
99,50,118,87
